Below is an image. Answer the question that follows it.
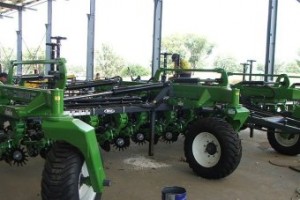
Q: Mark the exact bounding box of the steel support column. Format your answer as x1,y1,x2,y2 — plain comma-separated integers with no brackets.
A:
151,0,163,77
0,2,23,74
16,8,22,75
86,0,96,81
264,0,278,81
45,0,53,74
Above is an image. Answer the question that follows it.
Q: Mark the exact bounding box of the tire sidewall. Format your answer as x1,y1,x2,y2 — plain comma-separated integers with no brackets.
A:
267,130,300,155
41,142,101,200
184,118,242,179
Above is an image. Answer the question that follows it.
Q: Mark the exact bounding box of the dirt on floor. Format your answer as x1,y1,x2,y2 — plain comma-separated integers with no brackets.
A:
0,129,300,200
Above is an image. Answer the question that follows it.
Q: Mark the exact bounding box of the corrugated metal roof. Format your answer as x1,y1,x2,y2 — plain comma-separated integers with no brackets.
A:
0,0,42,14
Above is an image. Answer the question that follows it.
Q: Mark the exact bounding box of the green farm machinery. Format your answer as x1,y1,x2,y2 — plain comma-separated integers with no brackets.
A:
231,72,300,155
0,41,249,199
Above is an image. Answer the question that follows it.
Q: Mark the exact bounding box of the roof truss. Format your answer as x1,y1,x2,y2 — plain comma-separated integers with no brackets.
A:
0,0,42,14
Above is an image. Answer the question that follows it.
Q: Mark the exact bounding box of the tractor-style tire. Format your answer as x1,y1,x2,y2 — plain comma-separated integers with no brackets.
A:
267,129,300,155
41,142,101,200
184,117,242,179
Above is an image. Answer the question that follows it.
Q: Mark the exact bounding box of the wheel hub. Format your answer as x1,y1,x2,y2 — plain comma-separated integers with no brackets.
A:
114,136,130,150
165,132,173,140
132,132,146,145
9,147,28,166
136,133,145,141
162,131,178,143
116,138,125,146
276,132,299,147
206,142,217,155
192,132,221,168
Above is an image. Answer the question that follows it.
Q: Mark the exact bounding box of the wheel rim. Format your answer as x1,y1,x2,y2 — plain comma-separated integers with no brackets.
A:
275,132,299,147
78,162,97,200
192,131,221,168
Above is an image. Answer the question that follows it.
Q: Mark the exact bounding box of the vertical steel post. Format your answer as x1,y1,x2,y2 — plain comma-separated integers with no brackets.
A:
264,0,278,81
247,59,256,81
16,8,22,75
151,0,163,77
240,63,249,81
45,0,53,74
86,0,96,81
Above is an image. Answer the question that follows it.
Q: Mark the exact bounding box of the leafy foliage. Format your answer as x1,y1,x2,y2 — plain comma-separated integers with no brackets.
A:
296,49,300,68
23,47,45,60
256,63,264,73
0,47,15,72
23,48,46,74
256,62,299,75
213,56,242,73
285,62,300,74
161,33,214,68
0,47,45,73
94,43,125,78
120,64,150,77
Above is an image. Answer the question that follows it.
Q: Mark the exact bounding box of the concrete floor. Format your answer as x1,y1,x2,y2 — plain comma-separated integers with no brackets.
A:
0,129,300,200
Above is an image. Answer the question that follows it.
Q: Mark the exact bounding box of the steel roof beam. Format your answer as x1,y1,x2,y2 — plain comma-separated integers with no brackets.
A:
0,2,22,11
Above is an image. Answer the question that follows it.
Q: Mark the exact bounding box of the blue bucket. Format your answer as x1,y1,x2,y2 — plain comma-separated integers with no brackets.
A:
161,186,187,200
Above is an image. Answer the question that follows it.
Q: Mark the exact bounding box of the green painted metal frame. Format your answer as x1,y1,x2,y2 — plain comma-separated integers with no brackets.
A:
232,73,300,109
0,64,252,193
8,58,67,90
0,59,105,192
153,67,249,130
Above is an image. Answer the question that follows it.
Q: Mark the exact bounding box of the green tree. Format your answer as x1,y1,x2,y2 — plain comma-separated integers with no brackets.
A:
120,64,150,78
67,64,85,78
161,33,214,68
22,48,46,74
256,62,287,75
213,56,241,73
296,49,300,67
23,47,45,60
0,47,15,72
284,62,300,74
94,43,125,78
256,63,265,73
1,47,46,73
274,62,286,75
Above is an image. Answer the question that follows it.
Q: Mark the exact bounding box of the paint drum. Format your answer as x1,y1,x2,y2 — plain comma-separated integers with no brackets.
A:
161,186,187,200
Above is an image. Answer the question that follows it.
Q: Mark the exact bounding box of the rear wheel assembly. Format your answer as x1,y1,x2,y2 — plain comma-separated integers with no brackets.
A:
41,142,101,200
184,117,242,179
267,129,300,155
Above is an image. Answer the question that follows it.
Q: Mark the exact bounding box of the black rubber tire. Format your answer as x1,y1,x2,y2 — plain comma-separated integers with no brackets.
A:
267,129,300,155
184,117,242,179
41,142,101,200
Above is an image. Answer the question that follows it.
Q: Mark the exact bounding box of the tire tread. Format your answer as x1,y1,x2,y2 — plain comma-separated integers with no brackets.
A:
184,117,242,179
